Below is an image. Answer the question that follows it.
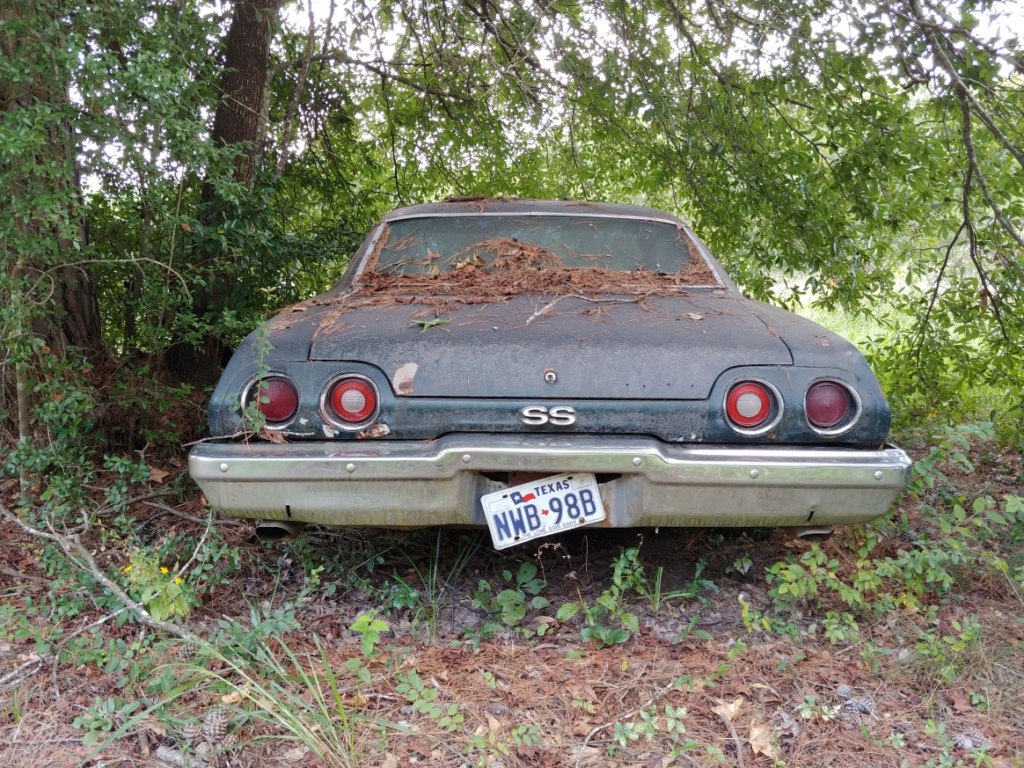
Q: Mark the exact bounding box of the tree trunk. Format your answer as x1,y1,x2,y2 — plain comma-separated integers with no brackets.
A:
165,0,281,387
202,0,280,205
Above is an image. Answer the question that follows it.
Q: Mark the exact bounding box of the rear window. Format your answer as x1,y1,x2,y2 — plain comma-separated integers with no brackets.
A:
370,215,715,282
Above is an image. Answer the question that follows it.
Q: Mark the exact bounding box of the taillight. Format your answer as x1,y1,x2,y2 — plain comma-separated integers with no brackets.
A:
326,377,378,424
725,381,775,430
805,381,853,429
250,377,299,424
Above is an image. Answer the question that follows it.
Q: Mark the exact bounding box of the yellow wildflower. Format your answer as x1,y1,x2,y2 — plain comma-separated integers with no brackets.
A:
174,577,183,585
160,567,169,575
123,565,132,573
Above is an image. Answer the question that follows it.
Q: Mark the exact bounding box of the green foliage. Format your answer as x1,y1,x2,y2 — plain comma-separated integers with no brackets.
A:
751,424,1024,653
606,704,693,757
120,551,191,623
73,696,143,748
472,562,549,627
349,613,389,658
557,547,644,648
913,615,984,686
395,668,463,731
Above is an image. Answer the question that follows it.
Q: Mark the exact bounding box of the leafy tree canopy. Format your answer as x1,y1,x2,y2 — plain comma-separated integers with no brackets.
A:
2,0,1023,444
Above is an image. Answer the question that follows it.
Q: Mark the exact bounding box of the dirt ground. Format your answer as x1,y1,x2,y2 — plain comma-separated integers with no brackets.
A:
2,445,1023,768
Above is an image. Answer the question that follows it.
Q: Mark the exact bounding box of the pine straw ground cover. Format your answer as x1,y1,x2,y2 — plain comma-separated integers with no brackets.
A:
1,431,1023,768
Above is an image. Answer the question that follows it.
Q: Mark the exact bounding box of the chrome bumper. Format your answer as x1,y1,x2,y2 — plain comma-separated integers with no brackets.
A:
188,436,912,529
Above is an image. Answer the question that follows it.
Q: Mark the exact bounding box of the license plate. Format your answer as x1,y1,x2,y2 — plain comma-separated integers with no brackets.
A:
481,472,605,550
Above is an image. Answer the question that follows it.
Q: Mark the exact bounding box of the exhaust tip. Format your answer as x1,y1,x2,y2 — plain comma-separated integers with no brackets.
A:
254,520,307,542
784,525,834,543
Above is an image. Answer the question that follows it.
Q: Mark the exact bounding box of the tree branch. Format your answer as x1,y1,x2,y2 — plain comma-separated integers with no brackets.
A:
0,502,200,643
907,0,1024,170
273,50,463,103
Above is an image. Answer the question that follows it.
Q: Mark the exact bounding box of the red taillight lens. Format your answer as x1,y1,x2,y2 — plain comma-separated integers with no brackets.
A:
805,381,852,428
726,382,773,428
253,377,299,423
328,378,377,423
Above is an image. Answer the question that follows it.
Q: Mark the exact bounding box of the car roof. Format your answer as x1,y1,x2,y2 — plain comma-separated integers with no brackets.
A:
382,198,691,225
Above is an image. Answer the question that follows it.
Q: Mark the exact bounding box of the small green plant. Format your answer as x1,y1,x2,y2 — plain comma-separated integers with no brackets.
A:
795,694,839,721
395,668,463,731
822,611,860,645
638,556,718,614
911,615,983,685
73,696,143,747
557,547,646,648
606,705,694,757
350,613,389,658
571,696,596,714
121,551,191,622
473,562,549,627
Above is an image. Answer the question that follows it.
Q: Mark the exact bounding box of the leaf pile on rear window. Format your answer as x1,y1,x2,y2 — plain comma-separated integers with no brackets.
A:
357,236,716,301
270,228,718,331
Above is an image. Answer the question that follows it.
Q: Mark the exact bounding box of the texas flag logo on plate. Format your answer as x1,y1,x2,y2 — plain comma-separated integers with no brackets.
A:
482,473,605,549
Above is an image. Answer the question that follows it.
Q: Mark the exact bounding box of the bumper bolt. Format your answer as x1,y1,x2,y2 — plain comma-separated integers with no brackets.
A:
632,457,642,466
346,463,356,473
749,469,759,479
874,470,884,480
462,454,472,463
219,463,229,473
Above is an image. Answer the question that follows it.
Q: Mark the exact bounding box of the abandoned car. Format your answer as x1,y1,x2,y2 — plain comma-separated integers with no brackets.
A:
188,199,912,548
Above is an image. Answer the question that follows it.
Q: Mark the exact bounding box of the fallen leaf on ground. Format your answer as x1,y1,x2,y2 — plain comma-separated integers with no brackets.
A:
282,746,309,761
486,712,503,733
750,722,778,758
712,696,744,721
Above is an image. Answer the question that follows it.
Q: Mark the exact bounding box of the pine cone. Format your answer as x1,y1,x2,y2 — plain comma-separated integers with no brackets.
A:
177,644,199,661
954,730,987,750
843,697,874,715
835,684,853,700
202,707,230,744
182,720,202,743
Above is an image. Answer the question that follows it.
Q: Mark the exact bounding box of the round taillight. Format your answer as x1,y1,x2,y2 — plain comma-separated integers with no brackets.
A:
252,377,299,423
805,381,852,429
328,378,377,424
726,382,773,429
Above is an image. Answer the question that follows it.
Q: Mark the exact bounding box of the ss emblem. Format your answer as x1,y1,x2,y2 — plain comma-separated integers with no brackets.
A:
519,405,577,426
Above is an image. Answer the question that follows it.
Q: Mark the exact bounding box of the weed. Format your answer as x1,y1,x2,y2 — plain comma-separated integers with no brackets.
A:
121,550,192,622
557,546,648,648
606,704,692,756
472,562,549,627
795,694,839,721
350,613,389,658
911,615,984,686
73,696,143,748
395,668,463,731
